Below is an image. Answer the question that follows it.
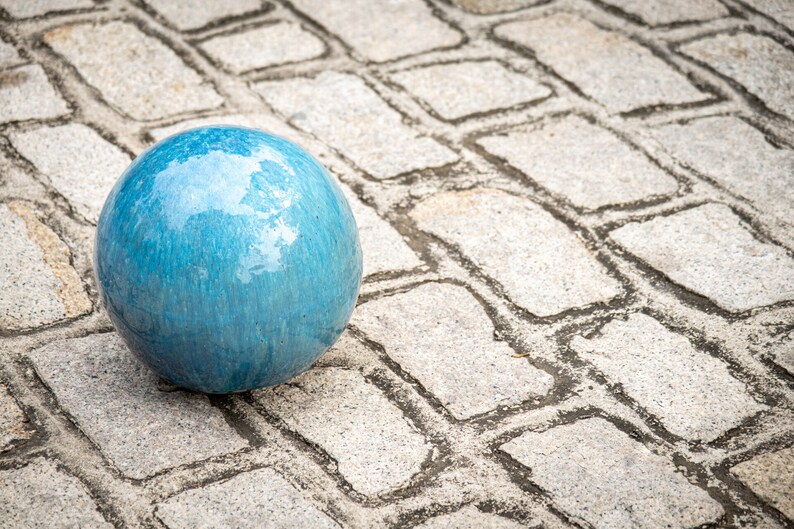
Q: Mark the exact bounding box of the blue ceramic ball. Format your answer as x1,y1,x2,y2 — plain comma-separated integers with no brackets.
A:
95,126,362,393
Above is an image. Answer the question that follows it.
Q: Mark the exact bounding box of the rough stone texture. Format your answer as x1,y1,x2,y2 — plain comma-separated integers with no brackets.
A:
610,203,794,312
0,64,69,123
771,333,793,376
449,0,542,14
142,0,261,31
414,506,530,529
0,38,22,67
255,367,431,495
0,458,113,529
390,60,551,121
9,124,131,224
29,333,248,479
598,0,729,25
651,116,794,229
0,385,33,452
571,313,766,441
289,0,461,62
255,72,458,179
44,21,223,121
199,22,325,74
155,467,340,529
680,32,794,120
0,0,93,18
495,13,707,113
741,0,794,31
0,201,91,332
501,418,724,529
411,189,621,316
731,447,794,520
353,282,553,419
478,115,678,209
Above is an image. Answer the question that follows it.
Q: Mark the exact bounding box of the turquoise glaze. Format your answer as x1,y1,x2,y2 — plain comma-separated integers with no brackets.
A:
95,126,362,393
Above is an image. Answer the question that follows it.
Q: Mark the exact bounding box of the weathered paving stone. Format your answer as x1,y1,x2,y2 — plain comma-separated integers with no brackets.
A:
256,72,458,179
0,64,69,123
610,203,794,312
29,333,248,479
44,21,223,121
0,458,113,529
478,115,678,209
0,38,22,68
598,0,728,26
495,13,707,113
9,124,131,224
289,0,461,63
1,385,33,452
390,60,551,121
411,189,621,317
450,0,541,14
199,22,325,74
501,418,724,528
651,116,794,228
771,333,793,376
0,201,91,332
741,0,794,32
0,0,93,18
680,32,794,120
255,367,431,495
142,0,261,31
155,467,340,529
570,313,766,442
415,505,529,529
353,282,553,419
731,447,794,520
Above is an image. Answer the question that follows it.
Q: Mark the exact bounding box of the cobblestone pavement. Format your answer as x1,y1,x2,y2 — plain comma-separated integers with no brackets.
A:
1,0,793,528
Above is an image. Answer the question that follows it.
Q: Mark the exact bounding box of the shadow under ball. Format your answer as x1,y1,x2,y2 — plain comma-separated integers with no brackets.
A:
94,126,363,393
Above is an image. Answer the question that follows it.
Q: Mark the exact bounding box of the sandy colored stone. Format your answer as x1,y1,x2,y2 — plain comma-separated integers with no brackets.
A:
599,0,728,25
0,385,33,452
415,505,531,529
0,0,92,18
731,447,794,520
0,64,69,123
142,0,261,31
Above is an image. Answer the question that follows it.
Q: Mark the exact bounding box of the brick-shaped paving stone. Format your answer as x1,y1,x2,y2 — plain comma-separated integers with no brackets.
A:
610,203,794,312
571,313,766,442
29,333,247,479
155,467,340,529
256,72,458,179
199,22,325,74
0,201,91,332
0,458,112,529
415,505,528,529
598,0,728,26
9,124,131,224
0,64,69,123
44,21,222,121
142,0,261,31
651,116,794,228
680,32,794,120
478,115,678,209
0,0,93,18
501,418,724,528
353,282,553,419
411,189,621,316
741,0,794,32
495,13,707,113
289,0,461,63
0,38,22,68
731,447,794,520
255,367,431,495
390,60,551,121
1,385,33,452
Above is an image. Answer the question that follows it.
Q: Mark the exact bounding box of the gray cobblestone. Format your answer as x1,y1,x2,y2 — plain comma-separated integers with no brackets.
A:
478,115,678,209
740,0,794,31
449,0,541,14
0,0,93,19
501,418,724,529
0,385,32,452
0,38,22,68
598,0,729,26
730,447,794,520
411,189,621,316
142,0,261,32
495,13,707,113
610,203,794,312
414,505,530,529
29,333,248,479
0,64,69,123
353,282,554,419
771,333,793,376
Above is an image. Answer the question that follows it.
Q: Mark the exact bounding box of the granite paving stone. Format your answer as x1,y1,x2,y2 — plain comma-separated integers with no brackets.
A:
0,38,22,68
29,333,248,479
570,313,766,441
353,282,553,419
0,64,69,123
740,0,794,32
731,447,794,520
610,203,794,312
597,0,729,26
9,124,131,224
256,72,458,179
478,115,678,209
414,505,530,529
501,418,725,529
771,332,793,376
0,0,93,19
680,32,794,120
255,366,431,495
44,21,223,121
141,0,261,32
411,189,621,316
0,385,33,452
389,60,551,121
495,13,708,113
449,0,542,14
155,467,340,529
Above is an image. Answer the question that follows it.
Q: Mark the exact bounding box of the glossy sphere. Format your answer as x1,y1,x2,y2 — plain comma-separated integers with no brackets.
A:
95,126,362,393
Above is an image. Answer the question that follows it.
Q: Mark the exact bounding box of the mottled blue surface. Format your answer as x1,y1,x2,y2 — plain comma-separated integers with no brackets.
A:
95,126,362,393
